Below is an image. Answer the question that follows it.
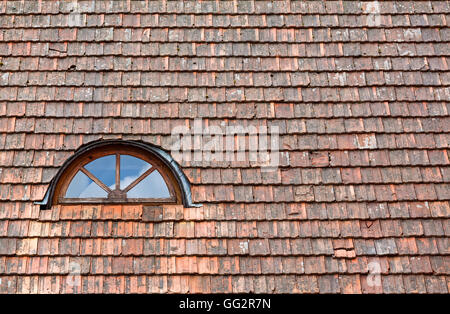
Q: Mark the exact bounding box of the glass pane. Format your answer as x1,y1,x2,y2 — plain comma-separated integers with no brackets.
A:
127,170,170,198
84,155,116,189
120,155,152,189
65,171,108,198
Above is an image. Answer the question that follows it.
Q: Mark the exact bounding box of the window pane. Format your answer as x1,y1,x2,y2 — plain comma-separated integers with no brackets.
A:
127,170,170,198
65,171,108,198
84,155,116,189
120,155,152,189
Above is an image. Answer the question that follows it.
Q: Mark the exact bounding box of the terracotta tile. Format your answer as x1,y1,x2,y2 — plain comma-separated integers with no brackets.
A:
416,238,439,255
403,275,427,294
249,239,270,256
429,201,450,217
227,239,249,256
122,239,144,256
304,257,326,274
285,203,307,219
231,275,253,293
236,221,258,238
424,276,448,293
162,204,184,220
414,184,437,200
318,274,340,293
296,275,319,294
111,257,133,275
346,257,368,274
166,275,186,294
16,238,38,255
83,276,103,294
59,205,76,220
102,205,122,220
395,238,418,255
273,275,297,293
210,276,232,293
382,275,406,294
189,275,211,293
16,276,32,294
281,256,303,274
81,205,101,220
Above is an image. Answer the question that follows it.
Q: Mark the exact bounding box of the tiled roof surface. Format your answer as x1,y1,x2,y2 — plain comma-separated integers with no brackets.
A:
0,0,449,293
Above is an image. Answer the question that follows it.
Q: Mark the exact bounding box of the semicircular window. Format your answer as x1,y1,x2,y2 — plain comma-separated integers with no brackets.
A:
62,152,175,204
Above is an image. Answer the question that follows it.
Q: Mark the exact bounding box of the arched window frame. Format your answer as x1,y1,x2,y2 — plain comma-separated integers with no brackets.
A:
36,140,201,209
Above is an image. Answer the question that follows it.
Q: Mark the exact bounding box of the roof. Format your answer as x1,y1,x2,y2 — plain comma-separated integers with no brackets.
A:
0,0,449,294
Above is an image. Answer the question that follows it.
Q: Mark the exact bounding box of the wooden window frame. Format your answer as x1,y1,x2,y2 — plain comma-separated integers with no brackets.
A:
54,144,181,205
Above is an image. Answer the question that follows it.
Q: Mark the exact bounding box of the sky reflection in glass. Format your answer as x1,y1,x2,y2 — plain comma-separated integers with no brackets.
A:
120,155,152,189
84,155,116,189
65,171,108,198
127,170,170,198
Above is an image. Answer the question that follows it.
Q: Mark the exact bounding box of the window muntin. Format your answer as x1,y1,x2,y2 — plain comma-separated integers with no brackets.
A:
84,155,116,189
119,155,152,189
57,147,178,204
127,170,171,198
65,171,108,198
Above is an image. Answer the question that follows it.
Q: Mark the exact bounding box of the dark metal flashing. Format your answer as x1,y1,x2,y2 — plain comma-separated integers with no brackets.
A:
35,139,202,209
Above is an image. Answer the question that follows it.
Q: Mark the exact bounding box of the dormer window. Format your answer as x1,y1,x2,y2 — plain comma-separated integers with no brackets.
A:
64,152,174,203
36,140,200,209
